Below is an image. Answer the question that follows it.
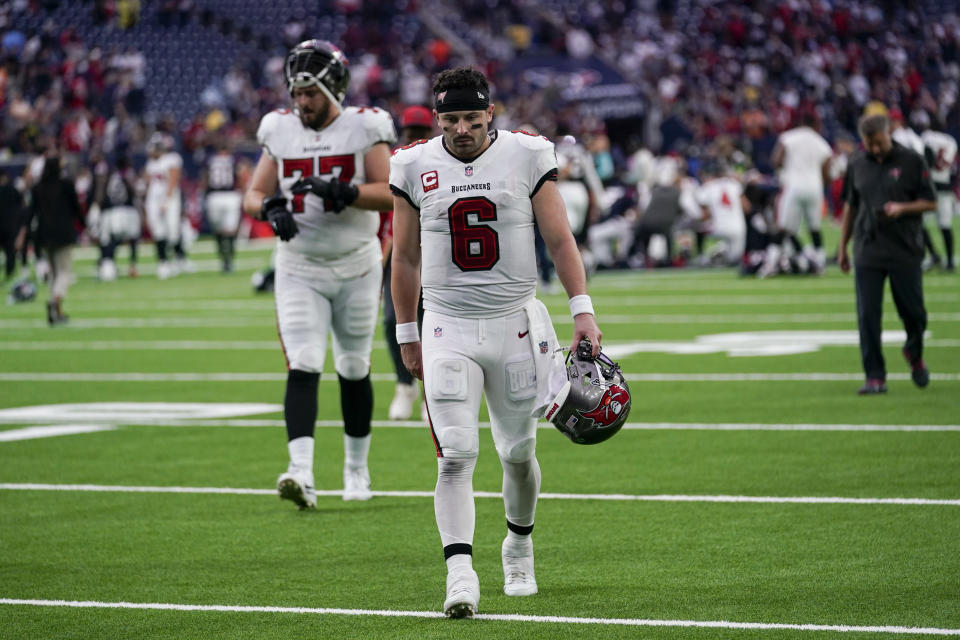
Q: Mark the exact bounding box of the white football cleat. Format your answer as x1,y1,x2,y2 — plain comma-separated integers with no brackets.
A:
276,465,316,510
156,261,172,280
443,567,480,618
502,537,537,596
177,257,196,274
388,382,418,420
98,259,117,282
342,466,372,501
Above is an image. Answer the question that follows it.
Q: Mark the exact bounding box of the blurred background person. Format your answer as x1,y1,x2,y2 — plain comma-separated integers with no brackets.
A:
626,159,684,268
695,162,747,267
555,132,604,277
18,153,84,325
383,105,433,421
143,132,185,279
0,172,24,282
203,139,243,273
91,155,141,281
764,113,833,277
918,113,958,272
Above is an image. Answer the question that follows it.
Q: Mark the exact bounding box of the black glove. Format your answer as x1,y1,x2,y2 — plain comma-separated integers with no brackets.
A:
291,176,359,213
261,195,298,241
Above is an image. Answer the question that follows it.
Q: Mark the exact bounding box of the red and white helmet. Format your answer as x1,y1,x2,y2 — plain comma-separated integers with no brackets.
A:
544,340,632,445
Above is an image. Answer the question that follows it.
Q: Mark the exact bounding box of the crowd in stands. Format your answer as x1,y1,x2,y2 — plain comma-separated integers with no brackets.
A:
0,0,958,282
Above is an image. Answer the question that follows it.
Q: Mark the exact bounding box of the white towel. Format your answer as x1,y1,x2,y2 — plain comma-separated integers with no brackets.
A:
522,298,570,418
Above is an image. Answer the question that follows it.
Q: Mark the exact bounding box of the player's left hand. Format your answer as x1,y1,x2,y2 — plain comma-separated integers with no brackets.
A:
571,313,602,357
291,177,359,213
883,201,904,218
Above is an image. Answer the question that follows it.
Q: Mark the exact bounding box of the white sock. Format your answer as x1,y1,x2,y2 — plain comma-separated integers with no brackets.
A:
344,434,371,470
504,530,533,556
446,553,473,573
435,457,477,549
501,456,541,529
288,436,314,471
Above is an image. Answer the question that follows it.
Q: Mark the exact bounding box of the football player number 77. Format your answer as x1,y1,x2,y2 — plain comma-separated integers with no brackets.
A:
282,155,356,212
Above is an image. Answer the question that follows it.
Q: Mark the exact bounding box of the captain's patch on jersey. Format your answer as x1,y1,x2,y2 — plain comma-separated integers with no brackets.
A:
421,170,438,192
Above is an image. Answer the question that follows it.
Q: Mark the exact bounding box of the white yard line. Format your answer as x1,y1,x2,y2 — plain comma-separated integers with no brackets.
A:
2,338,957,353
552,312,960,324
6,312,960,331
0,317,270,329
0,340,281,351
1,372,958,382
0,597,957,634
1,483,958,506
1,338,957,352
591,272,959,291
3,312,960,329
2,416,956,432
0,425,115,441
23,292,959,311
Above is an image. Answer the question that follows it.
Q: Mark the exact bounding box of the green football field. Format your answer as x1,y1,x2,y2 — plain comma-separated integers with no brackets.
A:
1,238,958,639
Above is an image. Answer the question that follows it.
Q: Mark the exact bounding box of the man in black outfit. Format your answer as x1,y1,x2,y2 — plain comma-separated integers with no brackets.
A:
839,113,937,395
0,172,24,281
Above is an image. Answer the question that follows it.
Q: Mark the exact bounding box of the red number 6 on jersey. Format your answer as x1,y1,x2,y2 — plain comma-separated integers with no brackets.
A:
448,196,500,271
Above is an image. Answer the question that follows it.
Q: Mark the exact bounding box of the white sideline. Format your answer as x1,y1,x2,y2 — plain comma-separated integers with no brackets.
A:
1,483,958,506
0,598,957,635
1,372,958,382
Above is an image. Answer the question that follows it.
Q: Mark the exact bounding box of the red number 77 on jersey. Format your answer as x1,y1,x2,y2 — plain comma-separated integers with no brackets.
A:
282,155,356,212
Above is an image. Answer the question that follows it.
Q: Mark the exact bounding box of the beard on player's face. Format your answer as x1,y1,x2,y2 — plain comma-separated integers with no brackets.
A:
293,86,332,130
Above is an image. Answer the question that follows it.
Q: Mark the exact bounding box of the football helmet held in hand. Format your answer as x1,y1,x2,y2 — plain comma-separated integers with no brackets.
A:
544,339,631,445
262,195,297,241
291,176,359,213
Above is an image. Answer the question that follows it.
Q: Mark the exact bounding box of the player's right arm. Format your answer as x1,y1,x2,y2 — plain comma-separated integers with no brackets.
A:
242,153,279,217
391,192,423,379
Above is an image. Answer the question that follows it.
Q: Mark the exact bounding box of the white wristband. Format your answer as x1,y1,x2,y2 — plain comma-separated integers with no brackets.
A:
568,294,594,317
396,322,420,344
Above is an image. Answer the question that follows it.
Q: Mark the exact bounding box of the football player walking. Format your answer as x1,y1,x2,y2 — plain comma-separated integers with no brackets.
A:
390,67,602,617
243,40,397,508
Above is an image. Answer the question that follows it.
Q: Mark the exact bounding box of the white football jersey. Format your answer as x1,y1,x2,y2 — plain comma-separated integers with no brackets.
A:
257,106,397,271
778,127,832,190
696,177,745,232
390,129,558,318
921,129,957,188
892,126,924,155
144,152,182,202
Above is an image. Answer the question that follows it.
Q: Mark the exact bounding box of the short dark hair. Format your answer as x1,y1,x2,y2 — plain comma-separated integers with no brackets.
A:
858,114,889,138
432,67,489,97
800,112,818,128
